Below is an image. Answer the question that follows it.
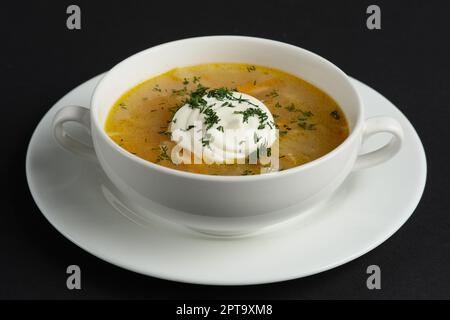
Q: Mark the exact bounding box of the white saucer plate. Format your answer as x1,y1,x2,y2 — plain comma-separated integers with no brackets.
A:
26,75,427,285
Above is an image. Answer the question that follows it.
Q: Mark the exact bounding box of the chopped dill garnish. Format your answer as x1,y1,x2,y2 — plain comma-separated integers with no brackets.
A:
201,137,211,147
266,89,279,98
234,107,268,127
156,145,170,162
158,129,171,136
302,110,314,117
247,65,256,72
185,85,209,110
181,125,196,131
192,76,201,83
216,125,224,132
242,169,255,175
183,78,189,85
284,103,313,117
275,102,283,108
203,107,220,130
152,84,161,92
285,103,297,112
207,87,236,100
171,87,188,96
298,121,316,130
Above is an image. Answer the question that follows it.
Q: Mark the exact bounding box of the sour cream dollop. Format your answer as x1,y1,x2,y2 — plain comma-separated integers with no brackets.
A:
170,89,277,163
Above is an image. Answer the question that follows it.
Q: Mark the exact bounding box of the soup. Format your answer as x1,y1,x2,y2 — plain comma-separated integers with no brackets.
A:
105,63,349,176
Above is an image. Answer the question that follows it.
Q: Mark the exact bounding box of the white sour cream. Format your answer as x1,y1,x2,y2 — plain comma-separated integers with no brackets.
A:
170,91,277,163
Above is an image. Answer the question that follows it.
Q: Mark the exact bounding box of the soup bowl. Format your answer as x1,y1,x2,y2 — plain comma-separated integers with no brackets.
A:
53,36,404,235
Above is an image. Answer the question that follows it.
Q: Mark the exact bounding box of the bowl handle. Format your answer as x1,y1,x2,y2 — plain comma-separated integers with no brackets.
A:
52,105,97,162
353,116,404,171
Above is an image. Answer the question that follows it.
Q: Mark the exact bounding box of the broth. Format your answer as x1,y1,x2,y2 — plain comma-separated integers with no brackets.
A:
105,63,349,176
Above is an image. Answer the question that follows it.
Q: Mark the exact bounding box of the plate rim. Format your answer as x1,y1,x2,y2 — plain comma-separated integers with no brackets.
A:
25,75,427,285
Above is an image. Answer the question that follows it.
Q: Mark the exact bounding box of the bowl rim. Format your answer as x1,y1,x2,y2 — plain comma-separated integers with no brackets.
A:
91,35,364,182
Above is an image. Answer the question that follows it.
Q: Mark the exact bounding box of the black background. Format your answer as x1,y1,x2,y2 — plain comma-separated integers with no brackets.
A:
1,0,449,299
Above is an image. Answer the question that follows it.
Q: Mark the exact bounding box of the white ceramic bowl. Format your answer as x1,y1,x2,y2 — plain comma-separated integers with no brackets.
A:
52,36,404,235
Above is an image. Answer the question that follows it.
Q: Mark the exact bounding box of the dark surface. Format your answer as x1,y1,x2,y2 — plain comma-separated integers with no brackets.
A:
1,0,449,299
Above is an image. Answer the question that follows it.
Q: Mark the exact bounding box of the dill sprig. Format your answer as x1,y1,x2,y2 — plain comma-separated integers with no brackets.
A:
233,107,269,129
156,145,170,162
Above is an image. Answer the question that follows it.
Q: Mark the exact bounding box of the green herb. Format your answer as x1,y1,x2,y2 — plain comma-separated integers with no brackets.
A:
234,107,268,127
158,129,171,136
247,65,256,72
216,125,224,132
207,87,236,100
267,121,278,129
185,85,209,110
181,125,196,131
182,78,189,85
254,132,261,143
298,121,316,130
242,169,255,175
285,103,296,112
201,137,211,147
330,110,340,120
284,103,313,117
266,89,279,98
203,107,220,130
172,87,188,96
152,84,161,92
275,102,283,109
156,145,170,162
221,101,236,108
